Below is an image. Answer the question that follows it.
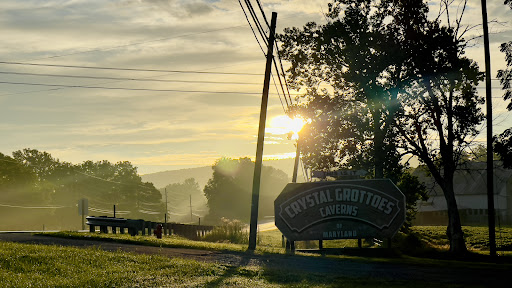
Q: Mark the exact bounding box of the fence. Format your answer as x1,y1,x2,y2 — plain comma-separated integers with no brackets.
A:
86,216,214,239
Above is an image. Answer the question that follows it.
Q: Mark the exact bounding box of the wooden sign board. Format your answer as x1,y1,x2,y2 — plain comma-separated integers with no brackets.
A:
274,179,406,241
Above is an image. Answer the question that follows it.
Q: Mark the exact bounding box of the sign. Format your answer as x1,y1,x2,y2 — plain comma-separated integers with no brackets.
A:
311,169,368,180
274,179,405,241
78,198,88,216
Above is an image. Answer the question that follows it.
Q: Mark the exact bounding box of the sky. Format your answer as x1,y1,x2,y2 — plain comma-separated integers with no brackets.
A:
0,0,511,175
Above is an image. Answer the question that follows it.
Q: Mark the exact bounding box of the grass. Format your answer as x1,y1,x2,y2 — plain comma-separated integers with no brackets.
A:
0,241,463,288
410,226,512,252
40,225,512,258
5,225,509,287
39,230,285,255
202,218,249,244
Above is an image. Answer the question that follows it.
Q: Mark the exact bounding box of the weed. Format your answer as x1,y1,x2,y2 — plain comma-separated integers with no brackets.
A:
201,218,249,244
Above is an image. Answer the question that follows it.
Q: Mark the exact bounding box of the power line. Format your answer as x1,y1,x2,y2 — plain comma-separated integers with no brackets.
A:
0,80,264,95
244,0,269,47
239,0,292,113
271,74,287,112
247,0,293,108
0,61,263,76
273,45,294,107
0,71,261,85
0,203,71,209
239,0,266,55
255,0,271,28
0,60,267,97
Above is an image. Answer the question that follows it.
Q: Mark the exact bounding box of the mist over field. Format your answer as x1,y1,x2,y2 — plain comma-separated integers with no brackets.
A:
1,149,294,230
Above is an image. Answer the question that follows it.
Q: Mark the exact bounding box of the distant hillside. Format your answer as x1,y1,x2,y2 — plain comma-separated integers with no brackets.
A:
141,166,213,189
264,158,308,183
140,158,303,190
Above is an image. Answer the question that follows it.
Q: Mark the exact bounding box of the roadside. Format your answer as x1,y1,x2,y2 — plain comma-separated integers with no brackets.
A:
0,232,510,287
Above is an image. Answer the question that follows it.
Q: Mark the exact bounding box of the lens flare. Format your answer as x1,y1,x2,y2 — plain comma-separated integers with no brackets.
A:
268,115,308,139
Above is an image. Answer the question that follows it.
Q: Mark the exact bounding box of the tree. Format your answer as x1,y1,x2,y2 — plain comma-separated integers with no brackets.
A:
75,159,163,221
494,1,512,168
203,158,288,223
279,0,480,254
280,0,411,178
163,178,207,223
389,2,483,254
279,0,429,224
0,152,37,197
11,148,70,203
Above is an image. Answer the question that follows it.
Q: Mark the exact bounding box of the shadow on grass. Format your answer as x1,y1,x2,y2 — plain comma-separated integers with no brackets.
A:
203,250,255,288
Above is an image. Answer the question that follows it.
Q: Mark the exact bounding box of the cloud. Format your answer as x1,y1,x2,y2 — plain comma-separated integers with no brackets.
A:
1,0,510,174
132,0,214,18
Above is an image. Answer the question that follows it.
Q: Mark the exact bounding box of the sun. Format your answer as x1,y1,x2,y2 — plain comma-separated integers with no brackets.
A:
269,115,307,139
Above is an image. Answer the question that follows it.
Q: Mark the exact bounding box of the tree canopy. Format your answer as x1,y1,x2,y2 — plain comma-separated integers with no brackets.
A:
203,157,288,223
278,0,481,254
494,1,512,168
162,178,207,224
0,148,164,229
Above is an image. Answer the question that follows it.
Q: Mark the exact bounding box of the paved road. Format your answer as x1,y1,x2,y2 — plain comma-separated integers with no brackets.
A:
0,232,508,286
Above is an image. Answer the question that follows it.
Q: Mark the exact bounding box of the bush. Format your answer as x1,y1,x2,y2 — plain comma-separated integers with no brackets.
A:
201,218,249,244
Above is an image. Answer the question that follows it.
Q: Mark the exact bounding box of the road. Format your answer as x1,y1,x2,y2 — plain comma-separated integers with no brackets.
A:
0,232,509,287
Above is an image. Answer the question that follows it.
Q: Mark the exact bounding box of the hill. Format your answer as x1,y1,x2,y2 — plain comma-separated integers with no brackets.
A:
140,158,303,190
141,166,213,189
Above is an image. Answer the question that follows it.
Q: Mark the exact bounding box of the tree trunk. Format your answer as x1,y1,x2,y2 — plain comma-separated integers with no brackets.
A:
442,179,467,255
373,111,384,179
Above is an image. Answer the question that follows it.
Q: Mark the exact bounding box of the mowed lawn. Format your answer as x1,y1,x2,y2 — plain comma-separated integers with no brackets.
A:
0,241,426,288
1,226,511,287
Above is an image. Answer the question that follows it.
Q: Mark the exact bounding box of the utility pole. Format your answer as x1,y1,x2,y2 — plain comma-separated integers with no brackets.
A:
480,0,496,257
165,188,168,230
248,12,277,251
190,194,193,222
288,140,300,251
292,141,300,183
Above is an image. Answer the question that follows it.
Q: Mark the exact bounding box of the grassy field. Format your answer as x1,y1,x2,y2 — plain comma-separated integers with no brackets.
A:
40,225,512,255
0,240,453,288
1,226,511,287
410,226,512,251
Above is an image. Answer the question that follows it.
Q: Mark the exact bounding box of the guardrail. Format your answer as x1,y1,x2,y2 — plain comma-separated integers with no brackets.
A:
86,216,214,239
165,223,214,240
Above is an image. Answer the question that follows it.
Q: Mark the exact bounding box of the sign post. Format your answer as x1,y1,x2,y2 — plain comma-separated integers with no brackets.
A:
78,198,88,230
275,179,405,242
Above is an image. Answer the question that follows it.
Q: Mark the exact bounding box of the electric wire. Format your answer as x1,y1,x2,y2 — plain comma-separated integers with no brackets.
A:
241,1,302,182
244,0,269,47
0,61,263,76
238,0,290,113
271,74,287,112
274,45,294,106
0,71,261,85
255,0,271,28
0,203,71,209
272,56,291,109
238,0,266,55
248,0,293,109
0,80,265,95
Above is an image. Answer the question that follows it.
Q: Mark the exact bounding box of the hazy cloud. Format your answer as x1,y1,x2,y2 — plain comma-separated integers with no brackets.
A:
133,0,214,17
1,0,511,174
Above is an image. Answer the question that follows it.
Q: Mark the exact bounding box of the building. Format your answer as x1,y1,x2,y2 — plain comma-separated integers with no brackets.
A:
413,161,512,226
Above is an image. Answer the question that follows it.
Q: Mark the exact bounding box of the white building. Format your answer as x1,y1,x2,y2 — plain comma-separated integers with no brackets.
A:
414,161,512,226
